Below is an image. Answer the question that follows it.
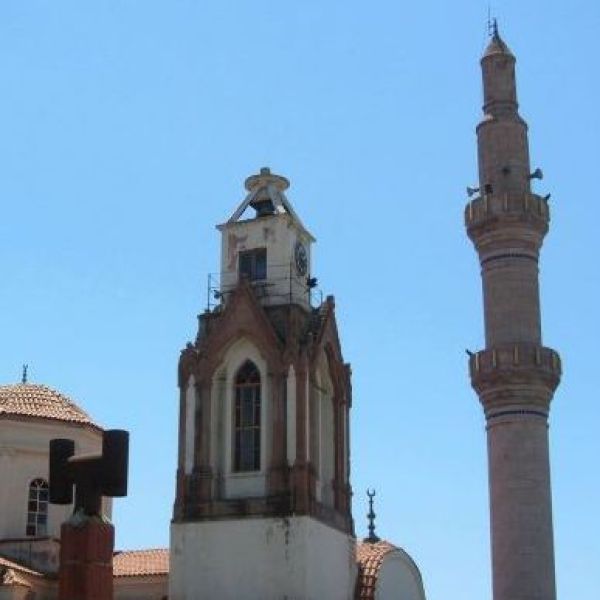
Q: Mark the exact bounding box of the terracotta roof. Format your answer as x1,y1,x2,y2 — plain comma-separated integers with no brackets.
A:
113,549,169,578
355,540,397,600
0,384,99,430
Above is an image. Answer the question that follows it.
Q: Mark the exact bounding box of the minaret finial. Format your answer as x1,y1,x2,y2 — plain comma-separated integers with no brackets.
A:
364,489,380,544
486,3,499,39
21,364,28,384
492,18,499,39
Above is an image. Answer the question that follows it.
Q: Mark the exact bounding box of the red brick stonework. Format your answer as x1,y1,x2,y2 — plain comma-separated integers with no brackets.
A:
58,518,114,600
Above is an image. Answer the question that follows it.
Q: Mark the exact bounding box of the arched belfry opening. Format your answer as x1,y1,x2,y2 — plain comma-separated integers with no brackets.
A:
233,360,261,473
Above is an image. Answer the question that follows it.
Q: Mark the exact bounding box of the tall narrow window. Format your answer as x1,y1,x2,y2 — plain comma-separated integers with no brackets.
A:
239,248,267,281
234,360,261,472
26,479,49,536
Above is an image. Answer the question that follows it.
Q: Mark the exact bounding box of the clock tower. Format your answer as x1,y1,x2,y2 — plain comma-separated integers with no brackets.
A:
169,168,355,600
218,167,315,310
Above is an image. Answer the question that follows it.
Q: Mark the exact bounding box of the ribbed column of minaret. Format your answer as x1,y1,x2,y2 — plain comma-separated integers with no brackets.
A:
465,26,562,600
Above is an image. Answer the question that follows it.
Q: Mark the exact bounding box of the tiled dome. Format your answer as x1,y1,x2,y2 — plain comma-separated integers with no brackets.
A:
355,541,397,599
0,383,99,429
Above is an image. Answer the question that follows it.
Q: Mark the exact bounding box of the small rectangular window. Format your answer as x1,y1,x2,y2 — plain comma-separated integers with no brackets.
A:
239,248,267,281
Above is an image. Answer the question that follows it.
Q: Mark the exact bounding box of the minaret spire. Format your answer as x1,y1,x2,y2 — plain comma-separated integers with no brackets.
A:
364,489,380,544
478,20,530,200
465,27,561,600
491,17,499,38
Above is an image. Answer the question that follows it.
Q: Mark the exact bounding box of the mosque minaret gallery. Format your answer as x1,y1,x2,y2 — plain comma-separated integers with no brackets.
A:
466,24,562,600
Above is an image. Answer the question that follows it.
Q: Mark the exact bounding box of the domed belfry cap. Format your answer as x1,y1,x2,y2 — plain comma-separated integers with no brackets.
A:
244,167,290,218
225,166,314,240
244,166,290,194
483,19,514,58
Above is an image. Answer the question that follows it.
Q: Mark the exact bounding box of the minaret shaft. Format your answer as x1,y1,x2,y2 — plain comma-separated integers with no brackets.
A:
466,28,561,600
481,256,542,347
487,415,556,600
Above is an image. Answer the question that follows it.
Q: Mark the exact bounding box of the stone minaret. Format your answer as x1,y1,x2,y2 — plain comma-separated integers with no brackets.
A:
465,25,562,600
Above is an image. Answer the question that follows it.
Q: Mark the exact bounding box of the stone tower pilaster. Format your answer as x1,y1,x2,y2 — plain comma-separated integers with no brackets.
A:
465,26,561,600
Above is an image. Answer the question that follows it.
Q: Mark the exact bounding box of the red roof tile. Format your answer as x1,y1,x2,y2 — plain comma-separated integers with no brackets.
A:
0,384,99,430
355,540,397,600
112,549,169,578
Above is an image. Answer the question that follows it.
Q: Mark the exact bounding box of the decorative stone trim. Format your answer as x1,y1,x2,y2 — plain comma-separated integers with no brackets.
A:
470,343,560,376
469,343,561,407
486,408,549,421
465,192,550,228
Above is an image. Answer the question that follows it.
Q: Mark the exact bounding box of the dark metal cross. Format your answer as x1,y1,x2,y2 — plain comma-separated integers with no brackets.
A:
49,430,129,517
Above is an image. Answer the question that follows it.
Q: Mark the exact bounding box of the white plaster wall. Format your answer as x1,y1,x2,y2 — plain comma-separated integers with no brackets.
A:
375,550,427,600
170,516,356,600
218,214,312,308
0,571,56,599
0,586,32,600
0,538,60,575
0,572,165,600
211,338,271,499
0,419,109,542
114,575,168,600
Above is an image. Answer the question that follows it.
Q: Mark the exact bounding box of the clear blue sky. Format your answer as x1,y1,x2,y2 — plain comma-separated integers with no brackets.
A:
1,2,598,599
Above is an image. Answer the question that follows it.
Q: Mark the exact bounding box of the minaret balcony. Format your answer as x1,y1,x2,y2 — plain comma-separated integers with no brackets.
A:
465,191,550,228
465,191,551,253
468,343,561,407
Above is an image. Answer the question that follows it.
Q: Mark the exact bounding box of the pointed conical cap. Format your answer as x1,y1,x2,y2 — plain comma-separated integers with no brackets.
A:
483,20,514,58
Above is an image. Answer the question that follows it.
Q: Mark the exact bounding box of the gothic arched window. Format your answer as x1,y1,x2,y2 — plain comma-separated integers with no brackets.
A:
234,360,261,472
26,478,49,536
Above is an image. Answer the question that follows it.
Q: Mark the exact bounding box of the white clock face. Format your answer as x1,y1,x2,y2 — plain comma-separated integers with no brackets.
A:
294,241,308,276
